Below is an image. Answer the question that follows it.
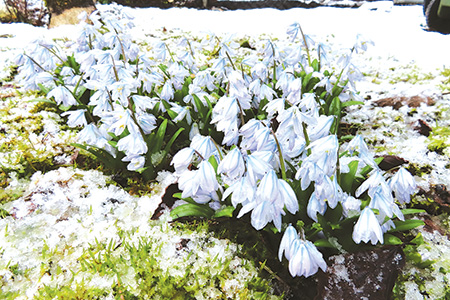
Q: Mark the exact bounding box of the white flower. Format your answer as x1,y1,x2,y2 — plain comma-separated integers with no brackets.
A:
61,109,87,127
117,132,148,156
48,85,77,107
389,167,417,204
279,225,327,277
171,147,195,173
218,148,245,180
352,207,383,245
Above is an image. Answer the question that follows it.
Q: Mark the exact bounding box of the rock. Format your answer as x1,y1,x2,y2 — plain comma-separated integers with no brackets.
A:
316,247,405,300
377,155,408,171
413,119,433,137
2,0,49,26
47,0,96,28
373,95,435,110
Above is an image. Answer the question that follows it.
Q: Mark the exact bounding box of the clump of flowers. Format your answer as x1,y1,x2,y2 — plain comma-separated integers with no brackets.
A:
15,5,422,279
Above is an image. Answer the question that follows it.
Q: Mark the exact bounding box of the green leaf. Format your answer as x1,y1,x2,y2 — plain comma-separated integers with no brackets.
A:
340,160,359,193
311,59,320,72
410,232,425,246
27,98,55,104
153,119,168,153
401,208,426,215
383,234,403,245
341,100,364,108
170,203,214,219
208,155,219,173
164,127,184,153
329,96,342,117
389,219,425,232
213,206,235,218
314,239,336,249
192,94,205,118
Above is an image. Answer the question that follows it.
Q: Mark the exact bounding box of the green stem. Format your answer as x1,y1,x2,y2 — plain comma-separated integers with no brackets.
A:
302,122,311,156
225,51,236,71
110,54,120,82
298,24,311,67
270,128,286,181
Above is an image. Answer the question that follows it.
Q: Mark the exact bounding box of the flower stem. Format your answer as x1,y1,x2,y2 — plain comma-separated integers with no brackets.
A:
271,128,286,181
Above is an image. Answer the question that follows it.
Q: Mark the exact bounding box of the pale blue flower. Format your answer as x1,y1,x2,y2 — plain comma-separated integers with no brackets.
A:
61,109,87,127
161,80,174,101
171,147,195,173
228,71,251,109
117,132,148,156
193,70,216,91
122,154,145,171
111,80,135,106
198,160,219,194
355,170,385,198
287,239,326,278
314,174,341,209
389,167,416,204
264,98,285,118
307,115,334,141
284,46,303,66
48,85,77,107
251,201,272,230
132,95,157,111
178,161,219,203
295,160,324,190
279,224,327,277
278,225,297,261
249,170,298,231
352,207,383,245
275,68,295,93
136,113,156,135
341,194,361,218
368,186,397,219
286,78,303,105
171,103,192,124
307,192,327,222
278,179,299,214
306,135,339,177
286,22,301,41
218,148,245,180
211,96,240,146
190,134,216,160
245,151,273,185
102,107,138,136
223,176,256,208
77,123,103,145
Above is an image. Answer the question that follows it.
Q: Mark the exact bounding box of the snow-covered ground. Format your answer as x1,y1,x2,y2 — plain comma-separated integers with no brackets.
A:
1,3,450,299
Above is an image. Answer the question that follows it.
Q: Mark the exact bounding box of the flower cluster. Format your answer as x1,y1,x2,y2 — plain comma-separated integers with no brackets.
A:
16,5,420,278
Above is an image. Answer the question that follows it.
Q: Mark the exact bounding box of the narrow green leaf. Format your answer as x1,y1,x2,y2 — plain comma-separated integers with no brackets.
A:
390,219,425,232
170,203,214,219
208,155,219,173
153,119,168,153
314,239,336,249
164,127,184,153
383,234,403,245
341,100,364,108
27,98,55,104
340,160,359,193
401,208,426,215
192,94,205,118
213,206,235,218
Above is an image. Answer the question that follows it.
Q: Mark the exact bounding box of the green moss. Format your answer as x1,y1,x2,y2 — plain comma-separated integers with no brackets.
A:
36,282,110,300
439,67,450,92
427,126,450,154
72,226,282,300
407,163,433,177
388,65,435,85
